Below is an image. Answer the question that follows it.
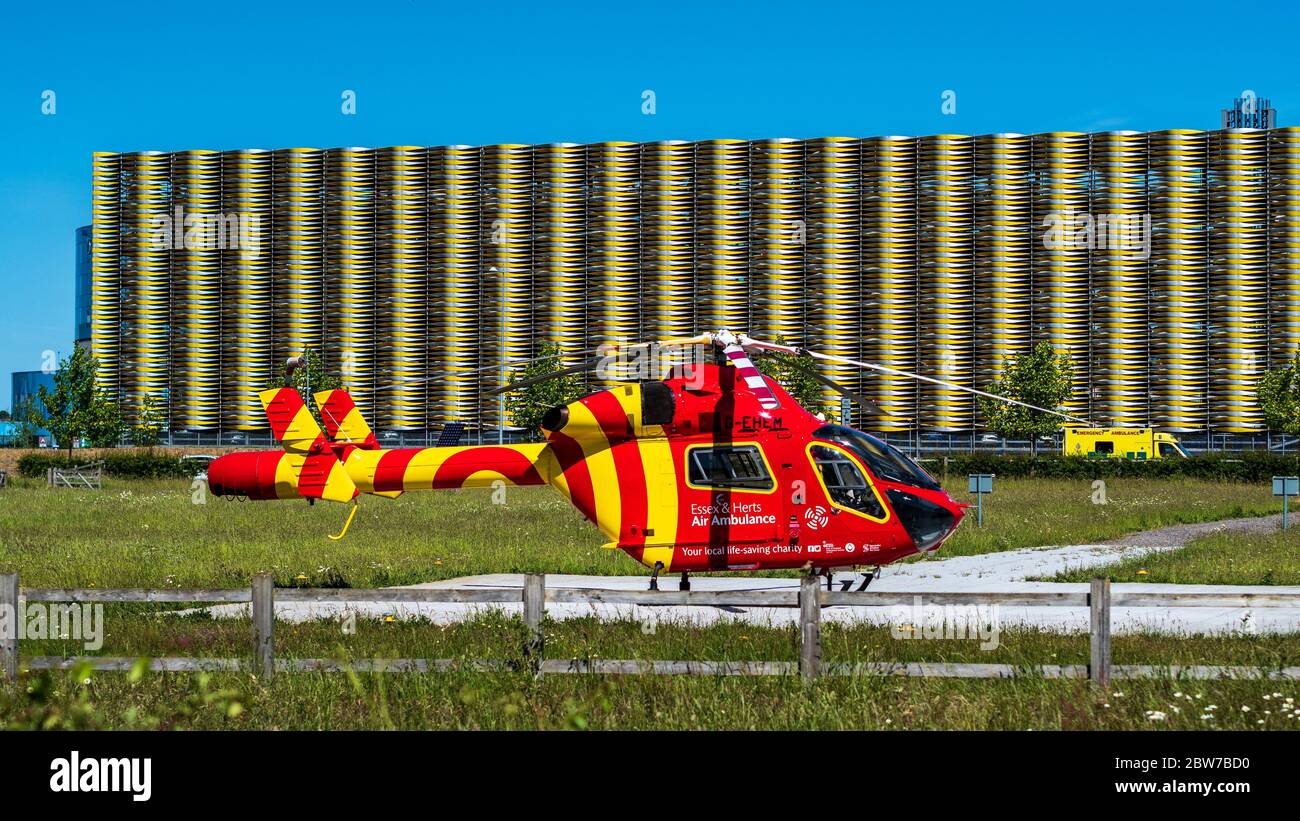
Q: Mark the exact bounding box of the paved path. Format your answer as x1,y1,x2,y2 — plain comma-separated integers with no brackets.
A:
189,514,1300,635
1099,512,1286,548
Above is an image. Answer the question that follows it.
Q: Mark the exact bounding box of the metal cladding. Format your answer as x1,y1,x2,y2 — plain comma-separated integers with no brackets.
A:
90,130,1300,436
220,149,273,431
974,134,1032,420
1030,132,1091,418
170,149,222,430
1090,131,1149,428
1149,130,1208,430
585,142,640,380
376,146,428,429
917,134,975,430
640,141,696,340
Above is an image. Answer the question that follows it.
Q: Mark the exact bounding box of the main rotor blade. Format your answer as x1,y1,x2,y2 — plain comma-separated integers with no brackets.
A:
737,335,1090,425
377,335,714,393
809,372,886,416
486,357,605,396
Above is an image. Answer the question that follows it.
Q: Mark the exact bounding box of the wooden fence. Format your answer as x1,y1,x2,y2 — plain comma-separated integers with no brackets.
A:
2,573,1299,686
47,461,104,490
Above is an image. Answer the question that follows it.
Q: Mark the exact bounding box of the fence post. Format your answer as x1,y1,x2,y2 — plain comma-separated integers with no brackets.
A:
252,573,274,681
523,573,545,677
799,574,822,683
0,572,17,682
1089,576,1111,689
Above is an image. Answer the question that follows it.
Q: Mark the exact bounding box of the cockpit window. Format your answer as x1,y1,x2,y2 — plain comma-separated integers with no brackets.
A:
687,444,775,491
811,425,942,490
810,445,886,519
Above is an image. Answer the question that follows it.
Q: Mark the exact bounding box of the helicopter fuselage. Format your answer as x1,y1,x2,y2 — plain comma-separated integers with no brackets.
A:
207,362,966,573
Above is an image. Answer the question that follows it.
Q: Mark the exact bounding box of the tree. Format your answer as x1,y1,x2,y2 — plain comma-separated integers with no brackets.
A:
133,394,164,447
754,335,826,415
271,348,344,429
84,394,124,448
37,346,99,456
505,341,585,437
0,410,10,422
977,342,1075,455
1257,350,1300,435
12,395,42,448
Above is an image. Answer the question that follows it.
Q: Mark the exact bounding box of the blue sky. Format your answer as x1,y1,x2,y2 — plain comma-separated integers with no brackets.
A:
1,0,1296,410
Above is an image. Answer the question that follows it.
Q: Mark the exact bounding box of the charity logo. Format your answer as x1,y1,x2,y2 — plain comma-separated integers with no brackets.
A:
845,542,856,553
803,505,829,530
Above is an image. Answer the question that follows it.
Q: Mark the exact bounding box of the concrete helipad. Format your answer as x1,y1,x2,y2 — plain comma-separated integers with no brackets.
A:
186,520,1300,634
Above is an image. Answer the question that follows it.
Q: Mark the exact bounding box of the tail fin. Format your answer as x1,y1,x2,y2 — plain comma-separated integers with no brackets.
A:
314,389,380,450
258,387,358,503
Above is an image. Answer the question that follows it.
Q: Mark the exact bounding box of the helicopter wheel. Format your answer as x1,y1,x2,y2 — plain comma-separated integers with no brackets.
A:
856,567,878,592
819,567,834,591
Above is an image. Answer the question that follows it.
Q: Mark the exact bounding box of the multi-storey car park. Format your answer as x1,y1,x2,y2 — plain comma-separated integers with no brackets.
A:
87,129,1300,447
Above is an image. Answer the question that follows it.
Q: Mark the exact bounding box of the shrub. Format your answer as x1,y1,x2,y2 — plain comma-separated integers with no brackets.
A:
16,450,196,480
921,452,1300,484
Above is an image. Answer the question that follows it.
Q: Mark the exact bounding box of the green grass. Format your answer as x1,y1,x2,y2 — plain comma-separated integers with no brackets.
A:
1051,529,1300,586
1,476,1294,731
5,614,1299,730
0,476,1283,587
922,476,1280,558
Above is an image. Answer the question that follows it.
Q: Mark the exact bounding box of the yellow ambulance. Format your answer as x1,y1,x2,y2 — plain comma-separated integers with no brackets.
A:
1062,428,1190,460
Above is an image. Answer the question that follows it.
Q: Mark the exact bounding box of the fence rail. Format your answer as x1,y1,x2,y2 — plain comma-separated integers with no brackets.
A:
3,573,1300,686
47,461,104,490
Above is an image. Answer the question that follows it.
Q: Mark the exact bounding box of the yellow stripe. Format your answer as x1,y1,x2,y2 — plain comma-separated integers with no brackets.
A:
321,460,358,503
610,384,676,570
565,400,622,542
274,453,303,499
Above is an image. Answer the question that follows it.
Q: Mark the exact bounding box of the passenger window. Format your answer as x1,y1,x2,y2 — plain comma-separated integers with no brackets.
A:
810,445,885,519
1094,441,1114,454
687,445,774,491
1158,443,1179,458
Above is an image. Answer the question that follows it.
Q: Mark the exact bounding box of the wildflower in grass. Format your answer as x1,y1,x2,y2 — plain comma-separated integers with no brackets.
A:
1241,705,1250,712
1145,710,1166,721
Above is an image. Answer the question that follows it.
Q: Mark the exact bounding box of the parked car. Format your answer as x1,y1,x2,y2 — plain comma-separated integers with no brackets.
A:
181,454,219,483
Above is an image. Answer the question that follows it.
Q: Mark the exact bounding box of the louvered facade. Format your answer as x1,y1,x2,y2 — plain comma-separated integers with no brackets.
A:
90,129,1300,435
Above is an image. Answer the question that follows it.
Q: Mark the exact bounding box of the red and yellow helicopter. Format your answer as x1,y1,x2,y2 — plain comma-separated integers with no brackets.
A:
207,331,1075,590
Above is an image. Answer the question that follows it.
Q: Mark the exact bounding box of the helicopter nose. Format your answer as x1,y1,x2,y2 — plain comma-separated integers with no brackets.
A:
885,489,963,553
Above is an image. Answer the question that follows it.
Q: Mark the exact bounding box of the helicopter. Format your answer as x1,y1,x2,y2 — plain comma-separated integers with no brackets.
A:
207,331,1084,590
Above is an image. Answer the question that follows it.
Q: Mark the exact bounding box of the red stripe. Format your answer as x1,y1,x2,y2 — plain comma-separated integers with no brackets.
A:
374,448,420,493
317,391,352,439
297,452,338,497
585,392,648,546
431,447,545,489
548,431,597,524
263,388,304,441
